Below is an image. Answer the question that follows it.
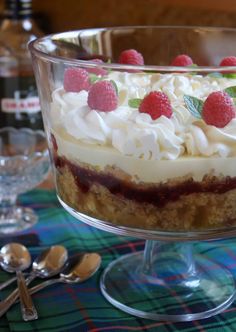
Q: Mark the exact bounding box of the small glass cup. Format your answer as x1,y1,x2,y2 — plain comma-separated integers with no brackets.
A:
0,127,50,234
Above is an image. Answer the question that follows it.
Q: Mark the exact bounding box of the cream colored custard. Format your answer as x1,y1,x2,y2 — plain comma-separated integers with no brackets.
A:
54,128,236,183
50,72,236,182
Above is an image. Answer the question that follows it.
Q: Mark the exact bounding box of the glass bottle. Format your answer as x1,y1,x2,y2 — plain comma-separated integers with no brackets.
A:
0,0,44,129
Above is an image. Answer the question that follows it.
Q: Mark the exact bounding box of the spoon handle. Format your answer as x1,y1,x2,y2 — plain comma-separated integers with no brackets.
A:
29,278,61,295
0,273,28,291
13,279,62,306
0,273,36,318
16,271,38,321
0,276,17,291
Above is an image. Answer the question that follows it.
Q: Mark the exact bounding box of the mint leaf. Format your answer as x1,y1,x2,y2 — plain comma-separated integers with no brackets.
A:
188,64,198,68
224,86,236,97
183,95,203,119
187,64,198,75
107,58,113,73
143,71,158,74
128,98,142,108
110,80,118,95
207,72,223,78
223,73,236,79
89,74,102,84
208,72,236,79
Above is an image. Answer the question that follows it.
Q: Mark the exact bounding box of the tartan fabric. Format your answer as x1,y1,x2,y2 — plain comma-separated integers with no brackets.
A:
0,189,236,331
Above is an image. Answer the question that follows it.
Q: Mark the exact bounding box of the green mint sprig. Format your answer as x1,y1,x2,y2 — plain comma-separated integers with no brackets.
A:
223,73,236,79
224,86,236,97
207,72,236,79
107,58,113,73
89,75,118,95
110,80,118,95
89,74,103,84
183,95,203,119
187,64,198,75
128,98,142,108
184,86,236,118
207,72,223,78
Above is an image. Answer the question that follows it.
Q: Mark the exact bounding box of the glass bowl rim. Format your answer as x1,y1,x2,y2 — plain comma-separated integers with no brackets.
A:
29,25,236,73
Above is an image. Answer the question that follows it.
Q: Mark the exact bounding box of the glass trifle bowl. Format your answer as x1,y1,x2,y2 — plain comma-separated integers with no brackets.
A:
29,26,236,321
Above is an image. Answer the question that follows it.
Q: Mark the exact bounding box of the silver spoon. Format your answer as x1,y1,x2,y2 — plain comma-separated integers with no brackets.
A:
0,243,37,321
28,252,101,296
0,245,68,290
0,245,68,318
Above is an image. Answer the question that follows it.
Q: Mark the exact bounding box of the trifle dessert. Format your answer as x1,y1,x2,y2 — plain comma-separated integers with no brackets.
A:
49,49,236,231
30,29,236,323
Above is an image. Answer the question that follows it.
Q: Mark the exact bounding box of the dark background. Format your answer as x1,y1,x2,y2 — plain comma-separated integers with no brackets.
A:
1,0,235,34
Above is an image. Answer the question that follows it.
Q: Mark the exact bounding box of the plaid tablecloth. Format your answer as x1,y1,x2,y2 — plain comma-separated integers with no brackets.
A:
0,189,236,331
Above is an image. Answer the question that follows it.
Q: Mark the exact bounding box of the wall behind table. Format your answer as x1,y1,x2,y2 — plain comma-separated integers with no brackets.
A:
0,0,234,33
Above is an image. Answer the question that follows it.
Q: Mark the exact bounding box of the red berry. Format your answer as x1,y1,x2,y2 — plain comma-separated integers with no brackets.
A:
219,56,236,67
88,80,118,112
86,59,108,76
139,91,172,120
64,67,90,92
171,54,193,66
118,49,144,66
202,91,235,128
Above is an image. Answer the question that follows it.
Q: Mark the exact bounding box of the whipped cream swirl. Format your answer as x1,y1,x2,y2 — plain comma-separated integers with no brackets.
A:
51,72,236,160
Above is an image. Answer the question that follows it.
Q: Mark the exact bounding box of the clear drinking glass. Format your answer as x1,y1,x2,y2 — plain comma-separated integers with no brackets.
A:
0,127,50,234
29,26,236,321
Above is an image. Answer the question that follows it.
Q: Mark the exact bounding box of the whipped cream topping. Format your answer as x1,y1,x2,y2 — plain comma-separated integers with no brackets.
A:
51,72,236,160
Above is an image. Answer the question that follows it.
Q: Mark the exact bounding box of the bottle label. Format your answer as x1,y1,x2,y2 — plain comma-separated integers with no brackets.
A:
0,75,41,114
1,95,40,114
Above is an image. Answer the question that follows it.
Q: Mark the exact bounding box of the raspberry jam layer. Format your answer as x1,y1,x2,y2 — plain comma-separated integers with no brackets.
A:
54,155,236,208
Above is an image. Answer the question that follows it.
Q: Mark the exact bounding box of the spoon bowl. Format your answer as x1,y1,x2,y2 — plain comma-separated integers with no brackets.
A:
29,252,102,295
32,245,68,278
0,243,38,321
0,243,31,272
61,252,102,283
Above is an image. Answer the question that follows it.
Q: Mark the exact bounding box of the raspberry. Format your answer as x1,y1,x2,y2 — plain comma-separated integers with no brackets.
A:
118,49,144,66
171,54,193,66
139,91,172,120
63,67,90,92
86,59,108,76
88,80,118,112
219,56,236,67
202,91,235,128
